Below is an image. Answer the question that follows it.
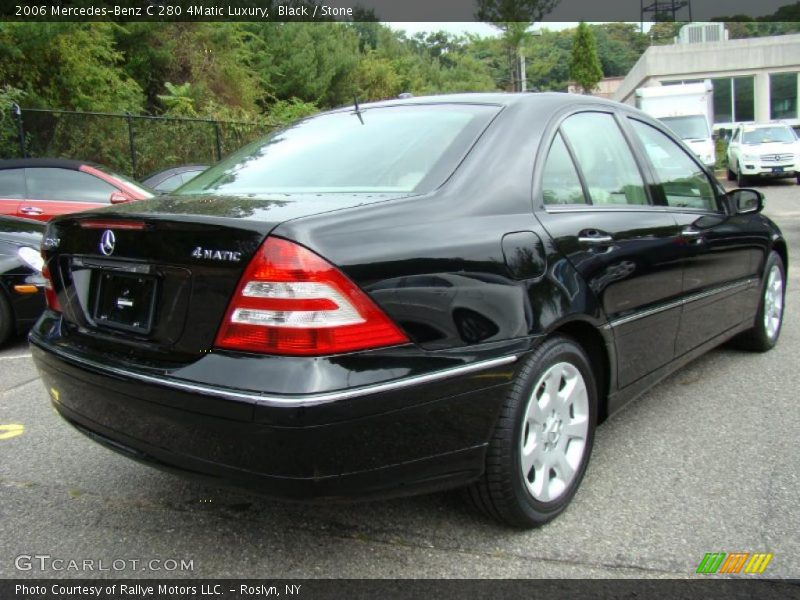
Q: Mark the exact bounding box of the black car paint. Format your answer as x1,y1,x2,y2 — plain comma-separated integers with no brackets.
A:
30,93,787,500
0,216,46,337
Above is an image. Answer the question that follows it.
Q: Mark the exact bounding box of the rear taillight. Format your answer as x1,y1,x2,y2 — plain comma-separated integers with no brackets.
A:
214,237,409,355
41,263,61,312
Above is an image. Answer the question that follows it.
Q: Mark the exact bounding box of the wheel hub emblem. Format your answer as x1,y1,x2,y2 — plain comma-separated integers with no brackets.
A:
543,413,562,447
99,230,116,256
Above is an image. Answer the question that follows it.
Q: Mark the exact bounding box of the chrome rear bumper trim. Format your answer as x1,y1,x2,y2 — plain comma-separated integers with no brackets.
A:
31,339,517,408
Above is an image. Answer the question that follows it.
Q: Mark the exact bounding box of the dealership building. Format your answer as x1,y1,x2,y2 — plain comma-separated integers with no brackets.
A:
613,26,800,130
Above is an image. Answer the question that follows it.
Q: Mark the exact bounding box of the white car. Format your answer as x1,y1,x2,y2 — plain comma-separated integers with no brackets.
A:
727,123,800,185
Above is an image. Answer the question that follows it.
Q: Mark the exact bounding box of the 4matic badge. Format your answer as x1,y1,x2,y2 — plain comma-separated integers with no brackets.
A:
191,247,242,262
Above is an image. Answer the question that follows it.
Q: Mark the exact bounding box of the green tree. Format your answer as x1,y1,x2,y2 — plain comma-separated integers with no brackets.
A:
267,98,319,125
569,22,603,94
157,82,199,117
246,23,360,108
352,52,402,100
648,21,682,45
0,23,143,112
524,28,573,91
591,23,649,77
476,0,560,91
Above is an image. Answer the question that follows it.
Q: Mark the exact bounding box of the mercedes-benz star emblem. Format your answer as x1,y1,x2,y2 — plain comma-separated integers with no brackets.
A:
99,230,116,256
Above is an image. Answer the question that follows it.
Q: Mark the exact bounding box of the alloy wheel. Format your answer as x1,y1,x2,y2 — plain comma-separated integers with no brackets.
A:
519,362,589,502
763,264,784,340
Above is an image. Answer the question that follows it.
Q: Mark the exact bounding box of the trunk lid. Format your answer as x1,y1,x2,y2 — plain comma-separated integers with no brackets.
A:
45,192,409,361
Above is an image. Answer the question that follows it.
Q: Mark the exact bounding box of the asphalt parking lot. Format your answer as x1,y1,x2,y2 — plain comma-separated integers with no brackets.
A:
1,180,798,579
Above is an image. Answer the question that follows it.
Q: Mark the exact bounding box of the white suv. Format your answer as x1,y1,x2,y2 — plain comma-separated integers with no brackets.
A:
728,124,800,187
727,124,800,186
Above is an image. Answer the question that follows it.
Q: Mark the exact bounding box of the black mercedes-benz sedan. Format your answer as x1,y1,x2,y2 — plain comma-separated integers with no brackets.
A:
30,93,787,527
0,216,45,345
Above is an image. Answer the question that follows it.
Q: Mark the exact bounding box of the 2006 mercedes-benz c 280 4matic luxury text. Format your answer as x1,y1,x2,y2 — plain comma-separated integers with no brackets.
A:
31,93,787,527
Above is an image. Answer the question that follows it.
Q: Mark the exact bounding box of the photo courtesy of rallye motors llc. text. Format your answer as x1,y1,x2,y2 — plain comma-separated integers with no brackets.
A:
14,583,303,597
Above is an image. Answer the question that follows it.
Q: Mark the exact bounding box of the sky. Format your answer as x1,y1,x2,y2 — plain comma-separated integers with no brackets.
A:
388,22,652,38
372,0,787,22
389,22,499,37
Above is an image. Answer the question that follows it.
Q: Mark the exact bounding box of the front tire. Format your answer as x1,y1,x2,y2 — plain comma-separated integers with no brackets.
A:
732,251,785,352
736,162,748,187
466,335,597,528
0,292,13,347
727,166,735,181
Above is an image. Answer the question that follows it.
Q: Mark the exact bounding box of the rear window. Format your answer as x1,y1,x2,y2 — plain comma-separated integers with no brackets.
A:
176,104,499,196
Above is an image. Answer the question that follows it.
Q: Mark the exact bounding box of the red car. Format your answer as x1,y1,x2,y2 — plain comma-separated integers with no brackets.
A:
0,158,153,221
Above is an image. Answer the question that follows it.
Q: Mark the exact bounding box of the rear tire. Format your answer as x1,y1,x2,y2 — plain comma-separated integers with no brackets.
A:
731,251,785,352
0,291,14,347
465,335,597,528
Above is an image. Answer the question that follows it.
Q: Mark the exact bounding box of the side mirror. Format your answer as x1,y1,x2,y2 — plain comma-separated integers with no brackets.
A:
109,191,131,204
725,188,763,215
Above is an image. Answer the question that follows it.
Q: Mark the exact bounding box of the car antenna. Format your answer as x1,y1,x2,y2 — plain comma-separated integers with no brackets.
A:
353,95,364,125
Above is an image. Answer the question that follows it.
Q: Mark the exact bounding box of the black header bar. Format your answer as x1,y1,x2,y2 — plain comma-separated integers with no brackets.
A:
3,0,799,22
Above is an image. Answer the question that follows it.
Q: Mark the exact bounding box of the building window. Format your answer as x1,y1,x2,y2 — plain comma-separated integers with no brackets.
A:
770,73,798,120
734,76,755,122
711,76,754,123
712,78,732,123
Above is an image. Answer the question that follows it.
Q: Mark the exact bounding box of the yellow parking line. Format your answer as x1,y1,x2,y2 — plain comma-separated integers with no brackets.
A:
0,423,25,440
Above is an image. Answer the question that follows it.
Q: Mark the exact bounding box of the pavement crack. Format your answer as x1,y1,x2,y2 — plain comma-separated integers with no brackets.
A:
1,377,42,395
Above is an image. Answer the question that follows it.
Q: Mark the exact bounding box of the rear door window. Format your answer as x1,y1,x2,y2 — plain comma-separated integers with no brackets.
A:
25,168,116,203
560,112,648,206
541,132,587,206
629,119,717,211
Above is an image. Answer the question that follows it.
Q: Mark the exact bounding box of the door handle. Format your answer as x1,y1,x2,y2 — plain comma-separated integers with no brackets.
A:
20,206,44,216
578,230,613,244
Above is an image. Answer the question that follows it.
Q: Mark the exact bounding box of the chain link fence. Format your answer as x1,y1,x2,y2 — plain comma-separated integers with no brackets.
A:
1,106,275,179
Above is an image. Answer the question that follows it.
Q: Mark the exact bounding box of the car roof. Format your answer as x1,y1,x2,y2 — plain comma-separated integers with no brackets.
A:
0,157,88,171
329,92,624,113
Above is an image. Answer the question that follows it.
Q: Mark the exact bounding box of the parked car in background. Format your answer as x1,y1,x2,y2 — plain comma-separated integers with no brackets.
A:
141,164,209,194
31,93,787,528
0,216,45,345
726,123,800,185
0,158,154,221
